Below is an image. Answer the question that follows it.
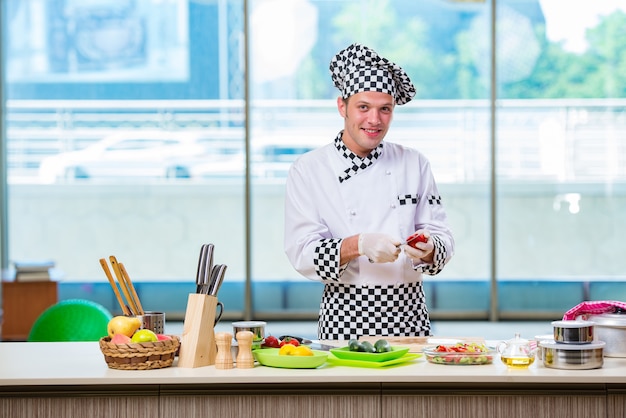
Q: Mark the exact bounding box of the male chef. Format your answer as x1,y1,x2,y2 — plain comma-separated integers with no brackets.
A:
284,43,455,340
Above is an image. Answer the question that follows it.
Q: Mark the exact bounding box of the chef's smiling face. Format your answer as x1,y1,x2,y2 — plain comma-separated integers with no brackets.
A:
337,91,395,158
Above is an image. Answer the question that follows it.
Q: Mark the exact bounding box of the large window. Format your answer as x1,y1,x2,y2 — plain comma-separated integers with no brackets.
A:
3,0,248,318
494,0,626,318
2,0,625,321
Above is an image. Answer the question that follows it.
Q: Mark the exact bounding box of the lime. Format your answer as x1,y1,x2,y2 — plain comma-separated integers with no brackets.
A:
131,329,158,343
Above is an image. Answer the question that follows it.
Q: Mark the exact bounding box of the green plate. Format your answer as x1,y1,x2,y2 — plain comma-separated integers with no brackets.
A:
329,346,410,362
327,352,421,368
252,348,328,369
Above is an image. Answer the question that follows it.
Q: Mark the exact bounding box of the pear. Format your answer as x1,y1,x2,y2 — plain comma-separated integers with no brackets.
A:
107,316,142,338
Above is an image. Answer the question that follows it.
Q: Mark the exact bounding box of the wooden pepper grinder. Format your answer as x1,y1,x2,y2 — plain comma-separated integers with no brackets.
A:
235,330,255,368
214,332,234,369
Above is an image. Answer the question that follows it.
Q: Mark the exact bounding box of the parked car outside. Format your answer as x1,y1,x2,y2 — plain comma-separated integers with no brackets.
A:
187,143,246,179
38,130,219,183
188,134,318,180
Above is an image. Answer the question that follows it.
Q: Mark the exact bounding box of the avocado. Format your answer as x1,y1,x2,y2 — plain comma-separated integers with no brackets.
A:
360,341,376,353
348,339,362,352
374,339,391,353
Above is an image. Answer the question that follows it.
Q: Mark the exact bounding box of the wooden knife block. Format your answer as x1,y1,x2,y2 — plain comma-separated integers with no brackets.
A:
178,293,218,368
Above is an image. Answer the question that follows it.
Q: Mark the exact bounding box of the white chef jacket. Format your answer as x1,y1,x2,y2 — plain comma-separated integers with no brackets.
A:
284,132,454,285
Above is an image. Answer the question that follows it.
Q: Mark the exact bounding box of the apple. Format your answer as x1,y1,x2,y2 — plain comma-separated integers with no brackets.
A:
111,333,132,344
107,316,142,338
131,329,158,343
156,334,172,341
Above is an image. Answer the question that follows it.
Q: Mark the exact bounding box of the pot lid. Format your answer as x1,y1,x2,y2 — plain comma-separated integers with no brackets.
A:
232,321,267,327
586,313,626,327
539,340,605,350
551,320,595,328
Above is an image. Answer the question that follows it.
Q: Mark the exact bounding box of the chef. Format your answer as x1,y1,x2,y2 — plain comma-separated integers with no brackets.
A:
284,43,455,340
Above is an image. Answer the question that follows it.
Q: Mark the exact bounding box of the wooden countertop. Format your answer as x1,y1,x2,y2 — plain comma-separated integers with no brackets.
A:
2,340,626,387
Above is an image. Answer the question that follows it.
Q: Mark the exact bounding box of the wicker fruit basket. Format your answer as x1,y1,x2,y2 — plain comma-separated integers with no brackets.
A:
99,335,181,370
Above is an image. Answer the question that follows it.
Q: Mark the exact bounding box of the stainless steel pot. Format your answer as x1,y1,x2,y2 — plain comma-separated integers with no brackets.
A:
230,321,266,361
539,340,605,370
232,321,266,342
551,320,594,344
533,334,553,360
586,313,626,357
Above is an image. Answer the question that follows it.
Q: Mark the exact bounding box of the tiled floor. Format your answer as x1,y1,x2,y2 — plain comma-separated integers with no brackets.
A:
166,320,553,342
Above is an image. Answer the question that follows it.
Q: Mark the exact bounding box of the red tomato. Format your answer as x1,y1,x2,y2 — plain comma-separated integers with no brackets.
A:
279,337,300,347
262,335,281,348
406,232,428,248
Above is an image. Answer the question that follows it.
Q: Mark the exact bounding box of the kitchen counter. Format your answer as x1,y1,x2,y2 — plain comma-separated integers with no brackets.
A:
1,341,626,418
2,340,626,385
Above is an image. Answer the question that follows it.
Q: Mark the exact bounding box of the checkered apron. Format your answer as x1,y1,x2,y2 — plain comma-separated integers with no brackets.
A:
318,281,431,340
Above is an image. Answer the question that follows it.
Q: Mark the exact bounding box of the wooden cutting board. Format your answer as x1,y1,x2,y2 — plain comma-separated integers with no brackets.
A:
358,336,485,353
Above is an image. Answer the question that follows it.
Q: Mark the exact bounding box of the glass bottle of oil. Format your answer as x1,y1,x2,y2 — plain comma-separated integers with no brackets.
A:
498,333,536,369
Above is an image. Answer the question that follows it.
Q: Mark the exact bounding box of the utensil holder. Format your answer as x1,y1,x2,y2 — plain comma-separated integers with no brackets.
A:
178,293,218,368
136,311,165,334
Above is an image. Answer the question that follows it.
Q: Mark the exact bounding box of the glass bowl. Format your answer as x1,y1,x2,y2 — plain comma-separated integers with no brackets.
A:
423,343,495,365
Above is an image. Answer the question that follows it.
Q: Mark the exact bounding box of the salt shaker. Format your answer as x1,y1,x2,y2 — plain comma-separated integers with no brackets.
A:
214,332,234,369
235,330,255,368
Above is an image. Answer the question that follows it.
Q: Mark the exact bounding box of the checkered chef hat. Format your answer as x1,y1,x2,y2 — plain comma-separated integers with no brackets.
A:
329,43,416,105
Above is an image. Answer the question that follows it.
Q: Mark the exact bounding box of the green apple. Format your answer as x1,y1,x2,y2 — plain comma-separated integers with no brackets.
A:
131,329,158,343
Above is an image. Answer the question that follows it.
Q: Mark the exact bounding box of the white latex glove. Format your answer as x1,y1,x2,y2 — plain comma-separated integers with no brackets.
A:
403,230,434,263
358,233,401,263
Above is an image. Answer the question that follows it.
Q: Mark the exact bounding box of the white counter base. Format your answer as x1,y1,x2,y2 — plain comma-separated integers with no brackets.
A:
1,341,625,418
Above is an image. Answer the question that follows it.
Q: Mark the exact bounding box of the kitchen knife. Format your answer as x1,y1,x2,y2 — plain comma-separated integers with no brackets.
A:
309,342,337,351
278,336,337,351
195,244,209,293
209,264,227,296
204,243,214,288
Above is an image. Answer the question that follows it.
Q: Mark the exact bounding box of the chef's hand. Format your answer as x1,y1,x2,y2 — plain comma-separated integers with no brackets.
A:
404,230,435,263
358,233,401,263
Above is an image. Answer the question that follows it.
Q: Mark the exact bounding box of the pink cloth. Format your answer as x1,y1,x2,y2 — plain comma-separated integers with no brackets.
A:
562,300,626,321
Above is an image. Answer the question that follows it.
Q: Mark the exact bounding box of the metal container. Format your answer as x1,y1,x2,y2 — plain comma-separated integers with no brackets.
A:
533,334,554,360
136,311,165,334
551,320,594,344
232,321,266,342
230,321,266,360
539,340,605,370
586,313,626,357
